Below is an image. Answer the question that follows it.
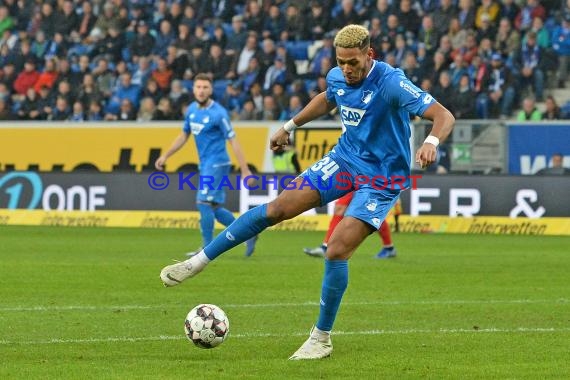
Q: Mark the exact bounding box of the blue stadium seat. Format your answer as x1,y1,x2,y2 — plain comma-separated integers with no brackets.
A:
213,79,230,101
286,41,311,60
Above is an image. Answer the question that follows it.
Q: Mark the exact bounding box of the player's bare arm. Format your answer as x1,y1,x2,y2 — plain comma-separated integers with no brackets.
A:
415,102,455,168
270,92,336,150
229,137,255,186
155,131,189,170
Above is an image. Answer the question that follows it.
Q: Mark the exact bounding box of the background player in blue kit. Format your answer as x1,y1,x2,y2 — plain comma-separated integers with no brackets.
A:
160,25,455,359
155,73,258,257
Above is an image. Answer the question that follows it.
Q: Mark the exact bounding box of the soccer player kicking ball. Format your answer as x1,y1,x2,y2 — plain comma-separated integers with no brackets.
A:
160,25,455,360
155,73,258,257
303,192,397,259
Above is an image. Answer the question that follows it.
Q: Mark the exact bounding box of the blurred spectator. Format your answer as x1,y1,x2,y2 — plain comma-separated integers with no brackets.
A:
210,25,228,50
90,26,125,63
476,53,516,118
0,5,15,37
50,96,71,121
542,95,562,120
36,85,53,120
53,79,75,107
131,56,152,87
432,71,455,113
0,98,14,120
281,94,304,121
449,53,468,87
94,2,120,35
197,0,236,23
263,56,289,91
452,73,477,119
165,45,189,80
152,20,175,58
187,45,209,78
107,72,141,114
552,14,570,88
13,59,39,96
92,58,114,99
238,56,262,93
39,3,56,39
31,31,50,62
152,97,176,120
428,50,449,85
417,15,439,56
403,51,425,85
168,79,191,117
77,73,103,109
475,0,500,30
151,57,173,91
263,5,285,41
457,0,476,30
165,2,183,32
0,62,17,90
11,40,36,72
499,0,520,24
450,32,479,64
494,18,520,59
514,31,545,101
260,94,282,120
476,14,497,43
54,0,78,37
235,33,258,77
75,2,97,40
447,17,469,50
478,38,494,62
258,38,277,74
244,0,264,34
17,87,40,120
226,15,248,56
130,21,155,60
87,100,104,121
514,0,546,33
106,98,136,121
332,0,361,30
45,32,68,60
142,78,164,105
305,2,330,40
238,99,261,120
523,17,550,49
392,34,411,68
33,58,58,93
69,101,86,122
535,153,570,175
517,96,542,120
137,97,156,122
271,82,289,111
432,0,456,36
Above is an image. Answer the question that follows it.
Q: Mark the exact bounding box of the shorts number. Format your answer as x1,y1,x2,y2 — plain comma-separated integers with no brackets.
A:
311,157,339,181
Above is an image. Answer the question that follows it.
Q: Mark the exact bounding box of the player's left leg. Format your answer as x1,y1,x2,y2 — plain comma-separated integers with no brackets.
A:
290,188,400,360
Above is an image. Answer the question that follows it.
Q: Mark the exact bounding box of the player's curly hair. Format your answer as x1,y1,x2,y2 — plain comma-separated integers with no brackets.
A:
334,25,370,50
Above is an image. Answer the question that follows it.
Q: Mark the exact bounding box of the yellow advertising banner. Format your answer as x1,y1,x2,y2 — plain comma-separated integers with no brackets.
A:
0,123,269,172
1,209,569,236
294,128,342,170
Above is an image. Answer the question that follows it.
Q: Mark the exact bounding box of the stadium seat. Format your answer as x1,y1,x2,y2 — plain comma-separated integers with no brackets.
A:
286,41,311,61
213,79,230,101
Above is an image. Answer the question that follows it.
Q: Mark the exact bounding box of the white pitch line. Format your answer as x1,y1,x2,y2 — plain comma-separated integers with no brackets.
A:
0,299,568,312
1,327,569,346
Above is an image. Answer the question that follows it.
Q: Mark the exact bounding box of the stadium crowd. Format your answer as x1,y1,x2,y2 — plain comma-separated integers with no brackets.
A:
0,0,569,122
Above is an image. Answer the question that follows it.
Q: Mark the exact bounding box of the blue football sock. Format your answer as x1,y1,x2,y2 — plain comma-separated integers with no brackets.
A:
197,203,215,246
214,207,235,227
316,259,348,332
204,204,273,260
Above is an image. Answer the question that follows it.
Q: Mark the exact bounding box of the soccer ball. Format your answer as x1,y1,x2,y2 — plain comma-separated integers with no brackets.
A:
184,304,229,349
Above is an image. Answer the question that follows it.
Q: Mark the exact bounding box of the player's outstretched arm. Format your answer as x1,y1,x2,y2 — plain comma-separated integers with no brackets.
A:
155,131,189,170
271,92,335,150
415,102,455,169
228,138,254,186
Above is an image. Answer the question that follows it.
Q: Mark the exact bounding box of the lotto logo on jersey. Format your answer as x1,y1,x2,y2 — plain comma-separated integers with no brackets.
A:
340,105,366,127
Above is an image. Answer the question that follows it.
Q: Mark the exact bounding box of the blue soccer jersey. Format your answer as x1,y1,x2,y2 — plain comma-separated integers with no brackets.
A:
182,101,236,167
325,60,436,188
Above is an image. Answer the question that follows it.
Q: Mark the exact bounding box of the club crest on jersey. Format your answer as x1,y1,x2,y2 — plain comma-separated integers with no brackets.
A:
202,116,210,123
362,90,373,104
340,105,366,127
190,122,205,135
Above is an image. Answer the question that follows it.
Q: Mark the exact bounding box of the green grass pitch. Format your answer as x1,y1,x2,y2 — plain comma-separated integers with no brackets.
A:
1,226,569,379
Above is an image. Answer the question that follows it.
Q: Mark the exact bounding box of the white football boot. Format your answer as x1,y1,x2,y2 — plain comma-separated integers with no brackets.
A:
288,326,333,360
160,259,203,287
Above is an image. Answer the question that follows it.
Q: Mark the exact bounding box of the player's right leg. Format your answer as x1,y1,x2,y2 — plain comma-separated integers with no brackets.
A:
160,178,322,286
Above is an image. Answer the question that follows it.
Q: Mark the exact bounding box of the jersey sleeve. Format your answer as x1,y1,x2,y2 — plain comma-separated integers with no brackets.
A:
382,69,436,117
219,108,236,140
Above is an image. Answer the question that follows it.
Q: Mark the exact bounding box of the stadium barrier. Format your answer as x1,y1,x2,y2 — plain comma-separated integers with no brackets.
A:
1,172,568,235
2,121,569,174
